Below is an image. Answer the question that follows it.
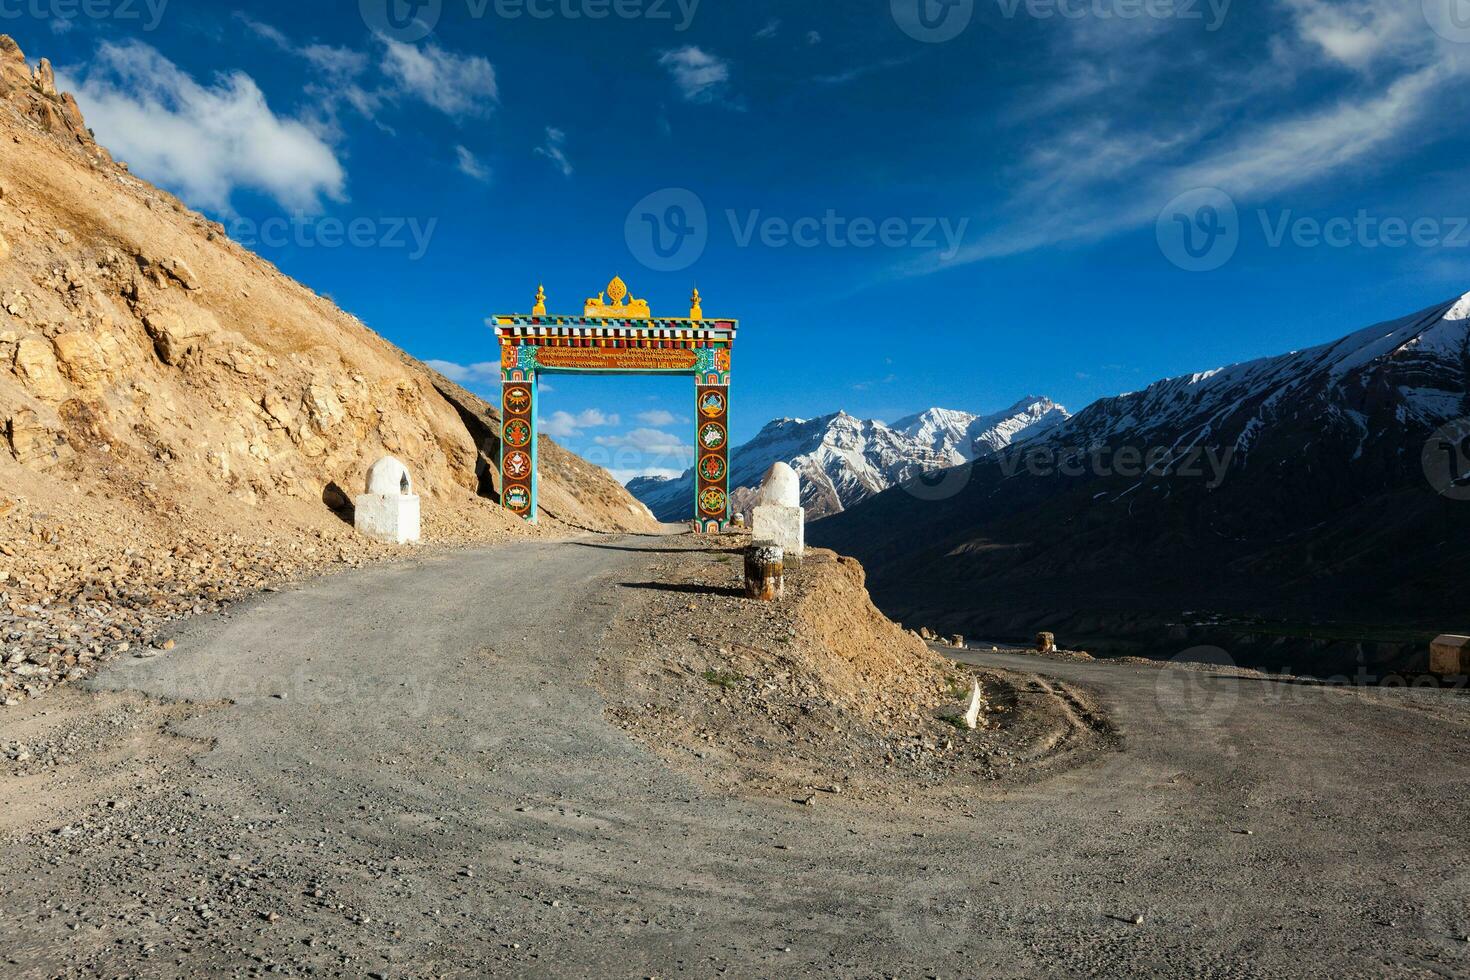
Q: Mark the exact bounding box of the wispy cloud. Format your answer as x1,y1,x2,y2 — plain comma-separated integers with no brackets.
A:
658,46,732,105
534,127,573,177
542,409,620,439
901,0,1470,275
635,409,680,426
236,14,382,138
593,428,692,456
814,55,916,87
455,145,491,182
381,38,498,118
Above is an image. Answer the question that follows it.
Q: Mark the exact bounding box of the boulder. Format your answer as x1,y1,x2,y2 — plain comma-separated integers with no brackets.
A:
13,336,68,401
163,257,201,291
1429,635,1469,677
51,331,107,387
1036,632,1057,654
143,307,218,365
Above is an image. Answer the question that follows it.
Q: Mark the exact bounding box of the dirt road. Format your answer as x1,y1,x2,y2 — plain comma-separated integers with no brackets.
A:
3,535,1469,978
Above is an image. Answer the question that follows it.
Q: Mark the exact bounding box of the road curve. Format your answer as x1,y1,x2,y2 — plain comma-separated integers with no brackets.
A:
3,535,1469,978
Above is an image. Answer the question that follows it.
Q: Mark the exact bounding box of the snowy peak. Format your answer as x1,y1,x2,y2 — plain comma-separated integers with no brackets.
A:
893,397,1071,463
628,397,1068,522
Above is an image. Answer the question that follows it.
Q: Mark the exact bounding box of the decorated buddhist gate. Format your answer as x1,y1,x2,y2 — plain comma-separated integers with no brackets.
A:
492,277,736,531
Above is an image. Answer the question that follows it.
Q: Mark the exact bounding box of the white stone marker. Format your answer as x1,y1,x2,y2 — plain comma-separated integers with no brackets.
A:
752,462,804,563
963,680,984,730
354,456,421,545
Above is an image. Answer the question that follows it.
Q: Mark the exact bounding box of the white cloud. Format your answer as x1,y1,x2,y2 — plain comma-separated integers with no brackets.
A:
542,409,620,438
380,38,497,118
806,31,822,45
61,41,346,214
1282,0,1424,70
456,145,491,182
425,359,499,384
636,409,679,426
658,46,731,105
534,127,572,177
754,19,780,39
593,428,692,456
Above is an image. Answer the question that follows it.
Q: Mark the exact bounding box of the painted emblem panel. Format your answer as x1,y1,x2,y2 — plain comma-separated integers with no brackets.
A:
698,422,727,450
699,486,728,516
698,454,727,481
504,484,532,513
503,419,531,448
504,451,531,480
698,390,726,418
504,386,533,413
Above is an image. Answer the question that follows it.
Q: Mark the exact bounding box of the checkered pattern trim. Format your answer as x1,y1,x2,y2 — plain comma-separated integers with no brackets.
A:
493,316,737,332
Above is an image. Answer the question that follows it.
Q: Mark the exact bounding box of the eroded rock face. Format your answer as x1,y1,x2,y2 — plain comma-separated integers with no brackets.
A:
13,336,67,401
5,407,71,466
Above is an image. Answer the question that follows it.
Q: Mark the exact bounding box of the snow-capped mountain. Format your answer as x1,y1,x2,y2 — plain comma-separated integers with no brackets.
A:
894,397,1070,462
813,291,1470,665
627,397,1069,522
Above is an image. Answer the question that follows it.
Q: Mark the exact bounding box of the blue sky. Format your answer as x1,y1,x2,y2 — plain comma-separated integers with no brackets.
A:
17,0,1470,480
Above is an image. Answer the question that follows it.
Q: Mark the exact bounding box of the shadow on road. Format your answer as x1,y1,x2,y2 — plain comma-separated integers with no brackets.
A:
574,541,744,556
620,581,745,598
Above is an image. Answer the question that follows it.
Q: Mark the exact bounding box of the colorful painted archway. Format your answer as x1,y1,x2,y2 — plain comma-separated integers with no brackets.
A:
492,277,737,532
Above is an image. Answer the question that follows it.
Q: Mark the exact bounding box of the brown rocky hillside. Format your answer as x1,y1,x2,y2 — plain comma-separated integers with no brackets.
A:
0,35,655,703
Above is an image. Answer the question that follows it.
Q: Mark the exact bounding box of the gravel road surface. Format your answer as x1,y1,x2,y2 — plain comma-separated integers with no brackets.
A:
3,535,1468,978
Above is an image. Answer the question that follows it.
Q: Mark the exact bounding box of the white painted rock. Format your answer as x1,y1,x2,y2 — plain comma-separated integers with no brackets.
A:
963,680,984,730
753,503,804,562
757,462,801,508
356,456,420,545
365,456,413,496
